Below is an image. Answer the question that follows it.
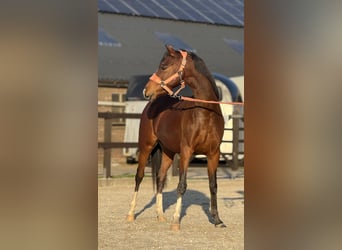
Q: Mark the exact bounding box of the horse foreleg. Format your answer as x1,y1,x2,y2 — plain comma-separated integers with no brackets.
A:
126,149,153,222
171,149,191,231
127,191,138,222
171,174,187,231
207,152,226,227
155,151,174,222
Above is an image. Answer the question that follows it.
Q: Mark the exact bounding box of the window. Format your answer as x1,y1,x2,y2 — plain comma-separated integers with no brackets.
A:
223,38,244,55
111,93,126,125
98,27,121,47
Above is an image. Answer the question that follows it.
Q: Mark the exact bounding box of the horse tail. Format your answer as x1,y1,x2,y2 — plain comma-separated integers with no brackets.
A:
150,144,162,192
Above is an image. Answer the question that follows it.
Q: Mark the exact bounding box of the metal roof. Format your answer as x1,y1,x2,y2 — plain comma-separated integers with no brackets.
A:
98,13,244,81
98,0,244,27
98,27,121,47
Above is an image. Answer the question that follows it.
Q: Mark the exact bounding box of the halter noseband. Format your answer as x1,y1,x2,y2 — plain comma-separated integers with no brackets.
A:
149,50,187,97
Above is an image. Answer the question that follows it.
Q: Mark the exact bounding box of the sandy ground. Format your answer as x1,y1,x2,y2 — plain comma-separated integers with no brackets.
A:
98,164,244,250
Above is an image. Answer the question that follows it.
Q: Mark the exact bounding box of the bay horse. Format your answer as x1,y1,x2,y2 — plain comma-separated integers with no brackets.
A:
126,45,225,230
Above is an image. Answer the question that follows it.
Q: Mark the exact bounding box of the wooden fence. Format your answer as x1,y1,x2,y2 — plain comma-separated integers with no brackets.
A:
98,108,244,178
98,112,140,178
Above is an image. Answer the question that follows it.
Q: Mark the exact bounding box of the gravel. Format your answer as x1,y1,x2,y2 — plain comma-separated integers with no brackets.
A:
98,174,244,250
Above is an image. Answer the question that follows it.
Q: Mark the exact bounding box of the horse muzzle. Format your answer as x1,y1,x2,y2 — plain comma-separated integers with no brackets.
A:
143,88,152,100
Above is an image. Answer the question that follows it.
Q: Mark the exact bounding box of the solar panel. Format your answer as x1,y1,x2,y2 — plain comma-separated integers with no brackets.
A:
223,38,244,55
143,0,177,19
128,0,158,17
154,32,195,52
98,0,244,27
98,0,118,12
98,28,121,47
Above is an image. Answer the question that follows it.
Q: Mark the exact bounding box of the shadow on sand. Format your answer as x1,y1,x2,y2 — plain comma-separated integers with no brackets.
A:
135,189,217,224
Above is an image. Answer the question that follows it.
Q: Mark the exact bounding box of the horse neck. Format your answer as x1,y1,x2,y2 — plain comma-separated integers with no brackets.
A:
186,74,218,101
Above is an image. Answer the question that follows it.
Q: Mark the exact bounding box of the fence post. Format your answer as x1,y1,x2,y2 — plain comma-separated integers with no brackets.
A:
103,116,112,178
232,106,241,170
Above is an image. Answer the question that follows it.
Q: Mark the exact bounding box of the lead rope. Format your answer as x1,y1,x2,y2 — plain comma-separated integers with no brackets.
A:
175,95,244,106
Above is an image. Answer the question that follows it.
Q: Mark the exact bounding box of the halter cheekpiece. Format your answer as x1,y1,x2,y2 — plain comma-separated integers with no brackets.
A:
149,50,187,98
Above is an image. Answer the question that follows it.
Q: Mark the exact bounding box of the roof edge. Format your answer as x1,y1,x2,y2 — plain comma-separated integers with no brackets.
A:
98,12,244,28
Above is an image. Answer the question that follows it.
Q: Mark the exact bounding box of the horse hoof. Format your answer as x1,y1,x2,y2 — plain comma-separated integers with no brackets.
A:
170,223,180,231
126,214,135,222
158,216,167,222
215,222,227,228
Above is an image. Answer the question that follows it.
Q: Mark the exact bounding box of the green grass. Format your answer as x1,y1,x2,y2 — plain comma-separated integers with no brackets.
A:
98,173,153,179
111,173,136,178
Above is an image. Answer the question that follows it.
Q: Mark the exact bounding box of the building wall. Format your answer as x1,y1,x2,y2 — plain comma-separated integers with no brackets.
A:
98,87,127,170
98,13,244,80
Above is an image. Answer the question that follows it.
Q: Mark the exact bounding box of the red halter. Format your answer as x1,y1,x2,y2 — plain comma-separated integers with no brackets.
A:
149,50,244,106
149,50,187,97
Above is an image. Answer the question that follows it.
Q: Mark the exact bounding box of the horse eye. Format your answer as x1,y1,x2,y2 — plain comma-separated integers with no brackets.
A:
161,64,168,70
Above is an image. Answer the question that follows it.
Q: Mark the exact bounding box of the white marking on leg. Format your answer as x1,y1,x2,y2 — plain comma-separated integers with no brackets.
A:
128,191,138,216
173,196,182,223
156,193,163,216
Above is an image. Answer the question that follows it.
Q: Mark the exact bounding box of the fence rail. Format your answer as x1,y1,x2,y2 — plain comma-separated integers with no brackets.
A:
98,112,141,119
98,110,244,178
98,112,141,178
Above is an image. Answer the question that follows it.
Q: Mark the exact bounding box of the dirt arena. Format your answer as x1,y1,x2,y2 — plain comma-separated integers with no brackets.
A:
98,165,244,250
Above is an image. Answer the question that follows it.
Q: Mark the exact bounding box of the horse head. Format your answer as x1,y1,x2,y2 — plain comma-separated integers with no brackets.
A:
143,45,188,100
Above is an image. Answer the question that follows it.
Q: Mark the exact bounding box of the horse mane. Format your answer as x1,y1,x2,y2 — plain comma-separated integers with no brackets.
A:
188,52,220,99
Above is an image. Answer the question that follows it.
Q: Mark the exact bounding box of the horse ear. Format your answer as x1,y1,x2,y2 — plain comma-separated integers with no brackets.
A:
165,44,176,56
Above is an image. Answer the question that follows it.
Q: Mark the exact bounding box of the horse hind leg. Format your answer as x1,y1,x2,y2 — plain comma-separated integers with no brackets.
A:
126,144,155,222
155,150,174,222
207,152,226,227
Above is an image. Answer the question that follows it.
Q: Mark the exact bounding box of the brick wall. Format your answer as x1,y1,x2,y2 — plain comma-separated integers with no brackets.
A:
98,87,127,168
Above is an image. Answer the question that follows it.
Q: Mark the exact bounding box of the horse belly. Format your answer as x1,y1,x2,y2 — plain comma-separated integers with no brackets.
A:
192,115,224,154
153,106,224,155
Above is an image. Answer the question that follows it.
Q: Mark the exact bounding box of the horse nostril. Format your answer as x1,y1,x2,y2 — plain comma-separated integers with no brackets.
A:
143,88,150,100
